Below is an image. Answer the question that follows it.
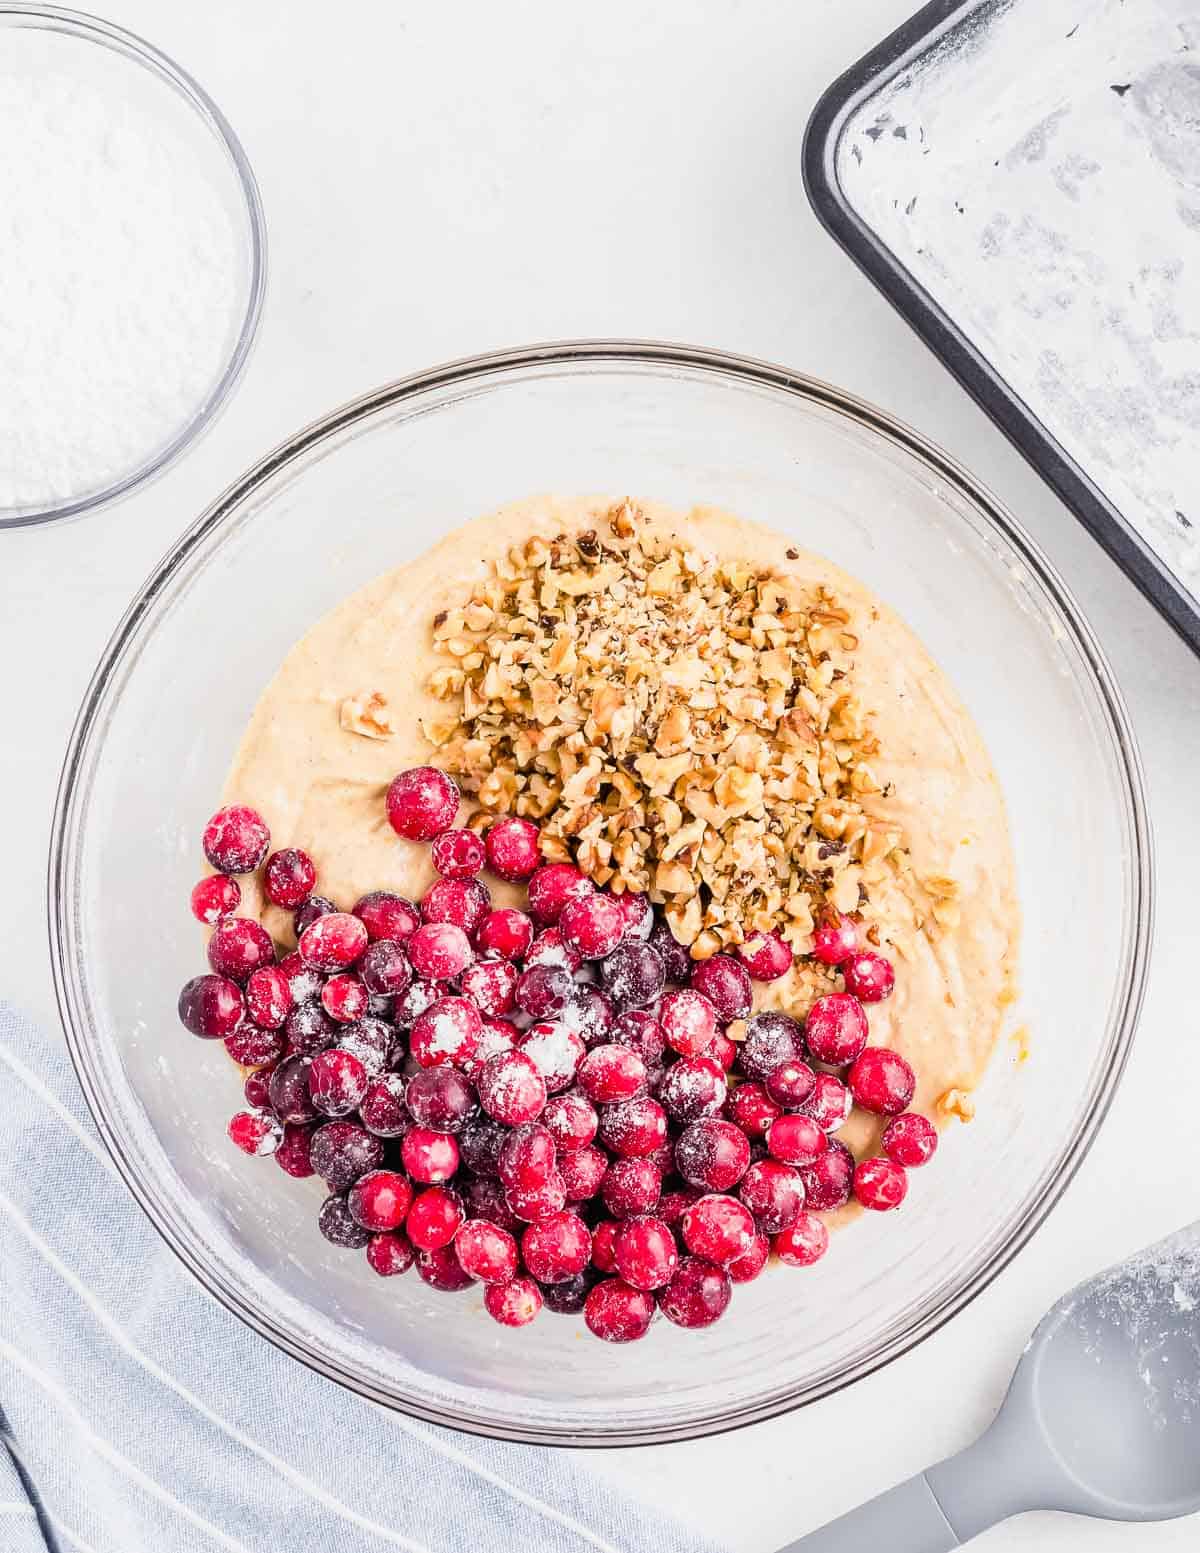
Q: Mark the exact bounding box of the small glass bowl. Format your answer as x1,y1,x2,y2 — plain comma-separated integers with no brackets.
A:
50,342,1152,1445
0,4,266,528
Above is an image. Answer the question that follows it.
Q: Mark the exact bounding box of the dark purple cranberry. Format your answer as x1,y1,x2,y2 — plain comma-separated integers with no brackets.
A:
405,1066,477,1132
465,1175,522,1233
610,1010,666,1067
459,1117,508,1177
765,1058,818,1110
359,1073,409,1137
515,964,573,1019
318,1193,372,1249
309,1120,384,1190
243,1067,273,1109
738,1010,804,1082
414,1243,474,1292
393,979,447,1029
798,1138,855,1211
598,942,666,1010
561,986,615,1046
359,939,412,998
207,917,275,984
285,1000,337,1055
337,1016,394,1076
539,1269,597,1314
178,974,244,1039
268,1055,317,1124
689,954,752,1023
648,917,692,983
293,895,336,938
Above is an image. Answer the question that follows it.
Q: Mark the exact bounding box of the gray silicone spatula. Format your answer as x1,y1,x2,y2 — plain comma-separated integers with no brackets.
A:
787,1222,1200,1550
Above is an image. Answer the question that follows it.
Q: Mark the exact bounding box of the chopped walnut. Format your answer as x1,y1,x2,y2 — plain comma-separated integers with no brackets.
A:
937,1087,976,1123
339,690,396,740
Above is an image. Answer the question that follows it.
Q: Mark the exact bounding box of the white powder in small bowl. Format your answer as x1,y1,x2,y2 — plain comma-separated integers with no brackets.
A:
0,22,259,518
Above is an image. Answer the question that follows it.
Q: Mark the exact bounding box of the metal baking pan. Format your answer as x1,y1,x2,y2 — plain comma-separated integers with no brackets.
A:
804,0,1200,656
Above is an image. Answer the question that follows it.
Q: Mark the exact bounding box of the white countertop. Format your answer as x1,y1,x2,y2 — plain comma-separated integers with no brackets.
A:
5,3,1198,1549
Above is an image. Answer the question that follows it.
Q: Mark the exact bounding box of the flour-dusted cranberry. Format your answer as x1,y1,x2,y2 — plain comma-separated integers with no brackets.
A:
802,1072,853,1133
738,1011,802,1082
543,1092,598,1151
404,1066,476,1132
277,950,323,1008
559,892,625,961
274,1122,316,1177
455,1220,519,1282
430,826,485,881
599,942,666,1010
348,1168,412,1231
522,1210,592,1283
415,1242,474,1292
659,1257,732,1329
484,816,542,882
725,1081,781,1138
299,912,368,973
612,891,654,942
308,1049,369,1117
766,1112,827,1171
558,1143,607,1200
657,1185,703,1227
843,950,896,1004
675,1117,751,1192
358,940,412,999
393,978,448,1029
401,1127,460,1183
202,805,270,875
474,907,535,963
729,1233,770,1283
406,1186,464,1250
648,918,692,984
811,913,858,967
709,1031,737,1071
263,848,316,909
736,930,793,982
613,1215,678,1291
338,1016,394,1077
505,1173,567,1223
320,974,368,1025
190,874,240,925
477,1049,547,1125
601,1157,662,1219
268,1056,317,1124
285,1000,337,1056
359,1073,409,1137
798,1138,854,1211
775,1211,830,1267
659,989,718,1057
688,955,751,1024
591,1219,620,1274
310,1120,384,1190
854,1156,909,1211
245,964,292,1030
577,1044,646,1103
882,1112,938,1168
465,1175,522,1232
294,895,336,938
421,877,490,937
353,890,421,943
224,1023,286,1069
848,1046,915,1116
524,926,583,974
563,986,615,1047
513,965,571,1021
540,1270,597,1315
659,1056,727,1122
386,766,459,841
610,1010,665,1068
527,862,594,925
805,993,869,1067
208,918,275,984
485,1276,543,1325
765,1059,817,1109
739,1158,806,1232
464,1016,518,1078
227,1109,282,1156
585,1278,655,1342
681,1194,757,1266
178,974,244,1039
498,1123,556,1191
318,1194,372,1250
598,1095,668,1159
460,957,518,1017
409,995,482,1069
407,922,474,981
518,1022,586,1093
367,1230,415,1277
243,1067,273,1109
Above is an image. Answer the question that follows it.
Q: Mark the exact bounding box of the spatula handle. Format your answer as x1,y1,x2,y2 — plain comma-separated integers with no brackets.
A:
779,1471,961,1553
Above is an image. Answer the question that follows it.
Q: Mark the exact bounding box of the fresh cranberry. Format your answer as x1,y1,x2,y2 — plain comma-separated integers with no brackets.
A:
658,1056,728,1122
358,940,412,999
726,1081,782,1137
675,1117,751,1192
577,1044,645,1103
558,1143,608,1200
774,1211,830,1266
765,1059,817,1109
294,895,336,938
386,766,459,841
406,1186,464,1250
767,1113,828,1169
474,907,535,962
274,1122,316,1177
524,927,583,974
339,1016,394,1076
178,974,244,1039
811,913,858,966
299,912,368,973
224,1023,286,1068
460,958,518,1017
738,1011,802,1082
353,891,421,943
404,1066,476,1132
366,1230,415,1276
646,1135,677,1176
518,1022,586,1092
532,1268,591,1314
805,993,869,1067
243,1067,273,1109
843,950,896,1003
268,1056,317,1124
688,955,751,1023
393,978,448,1028
736,930,793,982
599,942,666,1010
855,1156,909,1210
512,965,570,1020
421,877,490,936
798,1139,855,1211
202,805,270,875
848,1047,915,1115
348,1168,412,1231
477,1050,547,1124
310,1120,384,1190
598,1095,668,1158
612,1216,678,1291
559,893,625,960
359,1073,409,1136
882,1112,938,1168
659,1257,732,1329
681,1194,756,1266
648,918,692,983
591,1219,620,1273
318,1194,371,1249
709,1031,738,1071
601,1157,662,1219
429,827,485,880
505,1173,567,1223
308,1050,369,1117
409,996,482,1069
613,891,654,942
485,1277,543,1325
522,1210,591,1283
610,1010,665,1067
739,1158,806,1232
543,1092,599,1151
320,974,368,1024
207,918,275,984
284,1001,337,1056
465,1175,522,1232
455,1220,519,1282
585,1278,655,1342
415,1242,474,1291
263,848,316,909
190,874,240,925
802,1072,853,1133
498,1123,556,1191
227,1109,281,1156
484,816,542,882
277,950,323,1008
407,923,474,981
401,1127,460,1183
562,987,615,1046
658,989,718,1057
245,965,292,1030
657,1185,703,1227
526,863,594,924
465,1017,518,1077
729,1233,770,1283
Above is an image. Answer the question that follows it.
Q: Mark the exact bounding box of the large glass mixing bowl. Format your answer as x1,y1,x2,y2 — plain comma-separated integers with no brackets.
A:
49,342,1152,1445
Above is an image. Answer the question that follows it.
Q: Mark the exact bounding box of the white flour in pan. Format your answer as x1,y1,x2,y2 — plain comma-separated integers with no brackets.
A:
839,0,1200,605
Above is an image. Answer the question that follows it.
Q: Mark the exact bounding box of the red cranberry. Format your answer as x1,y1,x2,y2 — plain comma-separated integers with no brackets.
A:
614,891,654,942
726,1081,781,1137
477,1050,547,1124
798,1138,855,1211
485,1276,543,1325
359,1073,409,1136
465,1017,518,1077
178,974,244,1038
526,863,594,924
348,1168,412,1231
386,766,459,841
577,1044,645,1103
455,1219,519,1282
681,1194,756,1266
559,893,625,960
318,1194,371,1249
774,1211,829,1266
320,974,368,1024
465,1175,522,1232
268,1056,317,1124
515,964,572,1020
274,1122,316,1177
522,1210,591,1283
407,922,474,981
563,987,615,1046
739,1158,806,1232
460,958,518,1016
767,1113,828,1169
429,827,484,880
610,1011,665,1067
367,1230,414,1276
202,805,270,875
843,950,896,1003
557,1143,607,1200
498,1123,556,1191
805,993,869,1067
353,891,421,943
224,1023,286,1069
657,1185,703,1227
854,1156,909,1210
599,942,666,1010
646,1136,677,1177
709,1031,738,1071
735,930,793,982
308,1049,369,1117
299,912,368,973
406,1186,464,1250
659,1256,732,1329
227,1109,281,1156
591,1219,620,1273
409,996,482,1069
401,1127,460,1183
659,1057,728,1122
484,816,542,882
243,1067,273,1109
190,875,240,925
505,1173,567,1222
729,1233,770,1283
688,955,751,1023
848,1047,915,1115
405,1067,476,1133
543,1092,599,1151
415,1242,474,1291
310,1120,384,1190
294,895,336,938
675,1117,751,1192
474,907,534,962
613,1216,678,1291
263,848,316,909
802,1072,853,1133
285,1000,336,1055
601,1157,662,1219
207,918,275,984
245,965,292,1030
738,1011,803,1082
277,950,322,1008
658,989,718,1057
598,1095,667,1158
393,978,448,1028
518,1022,586,1092
525,927,583,974
359,940,412,998
648,918,692,983
765,1059,817,1109
585,1278,655,1342
421,877,490,936
882,1112,938,1168
811,913,858,966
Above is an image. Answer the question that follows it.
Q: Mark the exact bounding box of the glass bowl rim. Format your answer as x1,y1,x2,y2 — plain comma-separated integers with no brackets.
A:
48,339,1155,1446
0,1,268,530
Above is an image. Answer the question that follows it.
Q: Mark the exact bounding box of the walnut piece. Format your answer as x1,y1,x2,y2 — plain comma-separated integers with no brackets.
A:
339,690,396,740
